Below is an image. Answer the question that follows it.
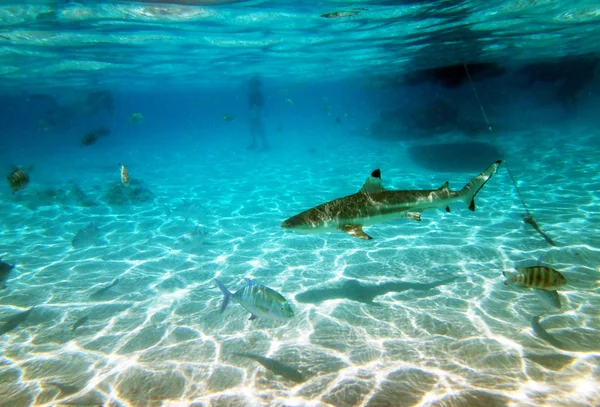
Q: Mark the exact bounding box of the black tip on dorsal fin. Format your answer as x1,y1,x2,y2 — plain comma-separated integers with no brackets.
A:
371,169,381,179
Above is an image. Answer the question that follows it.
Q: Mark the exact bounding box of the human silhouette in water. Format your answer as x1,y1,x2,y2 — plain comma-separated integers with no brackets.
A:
247,75,268,150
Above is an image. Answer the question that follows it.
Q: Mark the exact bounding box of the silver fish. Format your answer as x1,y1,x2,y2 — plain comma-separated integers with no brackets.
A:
71,222,100,249
215,278,294,321
281,161,501,240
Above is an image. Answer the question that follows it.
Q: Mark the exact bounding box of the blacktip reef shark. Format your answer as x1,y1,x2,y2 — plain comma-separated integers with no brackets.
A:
281,160,502,239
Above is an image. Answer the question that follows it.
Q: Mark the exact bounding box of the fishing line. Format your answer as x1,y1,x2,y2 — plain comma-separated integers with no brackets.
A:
463,64,530,215
463,64,556,245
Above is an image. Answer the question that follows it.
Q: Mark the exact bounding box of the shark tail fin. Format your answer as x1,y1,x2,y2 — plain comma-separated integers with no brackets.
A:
460,161,502,211
215,279,232,313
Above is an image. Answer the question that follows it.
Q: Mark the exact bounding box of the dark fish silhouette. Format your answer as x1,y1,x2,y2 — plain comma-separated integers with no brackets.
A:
7,168,29,194
523,215,556,246
233,352,304,383
0,306,34,336
296,277,457,305
0,258,16,289
90,278,119,298
79,127,110,147
72,315,89,332
321,10,361,18
222,114,236,122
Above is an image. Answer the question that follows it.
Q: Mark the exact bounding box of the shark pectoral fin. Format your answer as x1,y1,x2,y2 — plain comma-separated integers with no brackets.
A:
406,212,422,221
468,199,476,211
341,225,372,240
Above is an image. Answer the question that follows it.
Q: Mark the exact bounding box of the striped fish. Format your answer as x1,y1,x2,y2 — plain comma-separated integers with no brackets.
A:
119,163,130,186
215,278,294,321
7,169,29,194
503,266,566,290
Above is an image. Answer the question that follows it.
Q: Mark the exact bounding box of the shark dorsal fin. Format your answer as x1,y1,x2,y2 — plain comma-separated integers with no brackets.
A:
360,169,385,194
437,181,449,191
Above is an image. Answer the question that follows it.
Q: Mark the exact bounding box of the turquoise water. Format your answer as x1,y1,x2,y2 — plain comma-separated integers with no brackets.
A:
1,2,600,407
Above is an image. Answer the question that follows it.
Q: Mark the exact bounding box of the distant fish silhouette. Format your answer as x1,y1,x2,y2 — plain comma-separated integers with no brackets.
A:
0,306,34,336
321,10,361,18
7,168,29,194
0,258,16,289
222,114,236,122
233,352,304,383
90,278,119,298
128,112,144,123
295,277,457,305
71,222,100,249
79,127,110,147
523,215,556,246
72,315,89,332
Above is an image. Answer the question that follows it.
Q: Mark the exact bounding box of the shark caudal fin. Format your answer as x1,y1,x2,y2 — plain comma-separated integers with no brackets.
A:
460,161,502,211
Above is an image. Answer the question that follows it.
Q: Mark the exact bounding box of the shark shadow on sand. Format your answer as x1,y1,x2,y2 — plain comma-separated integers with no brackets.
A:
0,306,35,336
295,277,458,305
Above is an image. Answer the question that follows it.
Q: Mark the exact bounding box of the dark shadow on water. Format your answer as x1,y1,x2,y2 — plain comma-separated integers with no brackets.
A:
408,142,502,173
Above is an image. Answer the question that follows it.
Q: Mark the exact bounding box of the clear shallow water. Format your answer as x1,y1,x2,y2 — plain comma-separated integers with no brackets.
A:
1,1,600,407
1,120,599,406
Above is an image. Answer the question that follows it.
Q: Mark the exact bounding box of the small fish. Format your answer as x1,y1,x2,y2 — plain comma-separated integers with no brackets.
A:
215,278,294,321
176,224,210,248
321,10,361,18
503,266,567,290
118,163,130,186
71,223,100,249
285,98,294,106
128,112,144,123
0,306,34,336
72,315,89,332
7,168,29,194
0,258,16,289
79,127,110,147
233,352,304,383
222,114,236,122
